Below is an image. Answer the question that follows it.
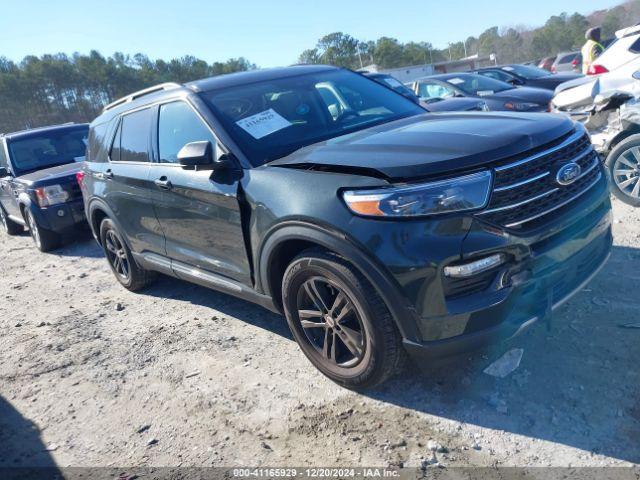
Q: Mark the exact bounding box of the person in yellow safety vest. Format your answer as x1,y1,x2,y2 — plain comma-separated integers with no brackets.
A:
582,27,605,74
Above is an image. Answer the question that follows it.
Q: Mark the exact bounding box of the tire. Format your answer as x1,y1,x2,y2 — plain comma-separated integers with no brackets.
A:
24,208,60,252
99,218,157,291
0,204,23,236
282,249,405,389
605,135,640,207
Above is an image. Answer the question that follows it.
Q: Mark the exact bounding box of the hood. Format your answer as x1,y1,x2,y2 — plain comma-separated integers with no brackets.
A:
269,112,575,180
16,162,83,187
423,97,486,112
488,86,553,103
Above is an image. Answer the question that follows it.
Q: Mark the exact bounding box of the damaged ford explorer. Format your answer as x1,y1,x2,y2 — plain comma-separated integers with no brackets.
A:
81,65,612,389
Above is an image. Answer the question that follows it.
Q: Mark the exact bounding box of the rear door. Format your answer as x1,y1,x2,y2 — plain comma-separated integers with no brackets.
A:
149,100,252,285
100,107,165,255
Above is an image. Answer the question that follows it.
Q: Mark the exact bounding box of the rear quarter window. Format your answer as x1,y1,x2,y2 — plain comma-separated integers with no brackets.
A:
88,122,112,163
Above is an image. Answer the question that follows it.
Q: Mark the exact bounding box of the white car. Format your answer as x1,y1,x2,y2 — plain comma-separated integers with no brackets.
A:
587,24,640,75
552,56,640,113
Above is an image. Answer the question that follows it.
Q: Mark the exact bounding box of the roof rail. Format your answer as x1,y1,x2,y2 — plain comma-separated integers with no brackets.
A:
103,82,182,112
1,122,84,138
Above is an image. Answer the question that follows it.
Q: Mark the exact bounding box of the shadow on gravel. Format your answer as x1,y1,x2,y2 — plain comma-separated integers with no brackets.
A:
365,245,640,464
0,396,61,475
54,231,104,258
143,275,292,339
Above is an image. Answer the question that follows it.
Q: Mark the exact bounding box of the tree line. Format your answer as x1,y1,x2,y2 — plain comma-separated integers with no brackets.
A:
298,0,640,68
0,52,254,133
1,1,638,133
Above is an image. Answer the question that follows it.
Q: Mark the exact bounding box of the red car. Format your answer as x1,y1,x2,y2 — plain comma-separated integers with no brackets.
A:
538,56,556,71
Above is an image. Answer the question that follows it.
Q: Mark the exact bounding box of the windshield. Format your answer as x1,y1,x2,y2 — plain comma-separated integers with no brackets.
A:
8,127,88,174
202,69,424,165
444,74,513,95
502,64,550,79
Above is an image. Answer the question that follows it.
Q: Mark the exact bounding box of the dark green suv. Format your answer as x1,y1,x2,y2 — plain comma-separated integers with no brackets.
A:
80,66,612,389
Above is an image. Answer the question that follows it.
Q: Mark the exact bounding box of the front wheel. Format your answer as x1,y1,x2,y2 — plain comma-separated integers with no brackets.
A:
282,249,405,389
606,136,640,207
25,209,60,252
0,205,23,236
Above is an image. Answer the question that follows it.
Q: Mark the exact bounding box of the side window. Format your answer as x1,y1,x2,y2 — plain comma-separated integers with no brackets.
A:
158,102,217,163
483,71,509,82
629,37,640,54
111,108,152,163
418,82,454,100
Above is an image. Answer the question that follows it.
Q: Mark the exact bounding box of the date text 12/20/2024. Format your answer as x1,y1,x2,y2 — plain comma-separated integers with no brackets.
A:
232,468,401,478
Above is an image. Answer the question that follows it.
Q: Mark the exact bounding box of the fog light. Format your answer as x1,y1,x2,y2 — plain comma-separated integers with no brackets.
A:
444,254,506,278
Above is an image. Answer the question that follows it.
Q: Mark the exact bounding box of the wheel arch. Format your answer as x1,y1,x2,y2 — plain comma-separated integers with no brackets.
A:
257,221,421,341
87,198,127,249
604,127,640,157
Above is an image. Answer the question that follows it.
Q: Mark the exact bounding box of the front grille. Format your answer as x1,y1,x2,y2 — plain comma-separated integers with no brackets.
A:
477,130,603,231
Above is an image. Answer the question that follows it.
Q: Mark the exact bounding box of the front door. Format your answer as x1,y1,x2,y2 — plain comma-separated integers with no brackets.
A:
150,100,252,286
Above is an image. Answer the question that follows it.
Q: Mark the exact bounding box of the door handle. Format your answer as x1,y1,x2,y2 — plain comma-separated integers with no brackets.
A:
154,177,172,190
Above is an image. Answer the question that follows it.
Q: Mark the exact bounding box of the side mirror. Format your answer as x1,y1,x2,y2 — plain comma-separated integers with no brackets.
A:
177,141,213,167
0,167,9,178
633,70,640,81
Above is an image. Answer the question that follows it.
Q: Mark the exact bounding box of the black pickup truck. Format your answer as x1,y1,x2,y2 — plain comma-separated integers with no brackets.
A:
0,123,89,251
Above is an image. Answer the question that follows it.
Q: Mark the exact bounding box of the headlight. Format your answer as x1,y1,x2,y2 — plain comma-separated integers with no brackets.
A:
504,101,540,111
34,184,70,207
342,171,492,217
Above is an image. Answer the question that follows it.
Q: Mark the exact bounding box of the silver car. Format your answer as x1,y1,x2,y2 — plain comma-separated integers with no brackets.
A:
551,51,581,73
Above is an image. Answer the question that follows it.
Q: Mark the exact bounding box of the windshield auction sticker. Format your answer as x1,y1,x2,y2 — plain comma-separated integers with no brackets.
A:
236,108,292,139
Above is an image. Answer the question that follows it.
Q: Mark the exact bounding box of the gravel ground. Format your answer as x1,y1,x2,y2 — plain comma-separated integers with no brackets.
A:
0,198,639,470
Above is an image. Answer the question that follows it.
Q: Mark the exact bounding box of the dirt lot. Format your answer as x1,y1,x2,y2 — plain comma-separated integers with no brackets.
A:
1,198,639,471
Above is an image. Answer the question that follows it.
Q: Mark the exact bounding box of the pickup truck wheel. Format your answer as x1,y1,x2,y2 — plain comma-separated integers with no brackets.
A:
99,218,157,291
25,209,60,252
0,205,23,236
606,136,640,207
282,249,405,389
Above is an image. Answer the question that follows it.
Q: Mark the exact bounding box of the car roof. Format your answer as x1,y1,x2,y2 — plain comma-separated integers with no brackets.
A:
186,65,338,92
93,65,341,124
1,123,89,141
616,24,640,39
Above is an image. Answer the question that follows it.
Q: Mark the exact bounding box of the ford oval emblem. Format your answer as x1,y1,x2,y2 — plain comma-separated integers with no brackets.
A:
556,162,582,186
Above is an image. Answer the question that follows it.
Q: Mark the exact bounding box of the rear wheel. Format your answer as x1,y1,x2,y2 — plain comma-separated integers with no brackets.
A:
99,218,156,291
282,249,405,389
25,209,60,252
0,205,23,236
606,136,640,207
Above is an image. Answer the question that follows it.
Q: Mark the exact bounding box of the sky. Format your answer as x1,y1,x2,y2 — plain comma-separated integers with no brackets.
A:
0,0,624,67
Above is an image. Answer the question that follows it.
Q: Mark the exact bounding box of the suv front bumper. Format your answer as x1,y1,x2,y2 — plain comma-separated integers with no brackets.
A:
403,222,611,359
399,171,612,360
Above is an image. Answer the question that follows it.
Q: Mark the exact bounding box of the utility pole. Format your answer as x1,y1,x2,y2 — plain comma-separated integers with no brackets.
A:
448,43,452,61
463,40,467,58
